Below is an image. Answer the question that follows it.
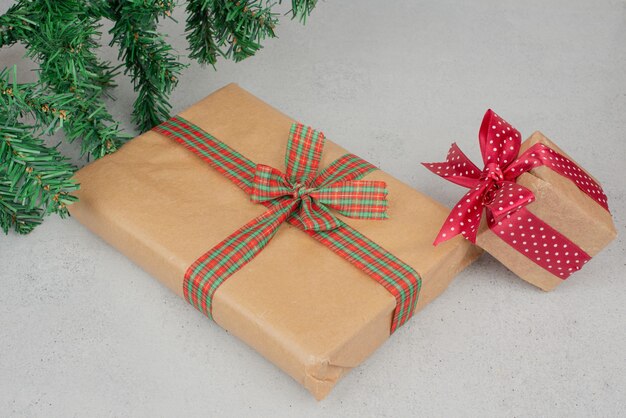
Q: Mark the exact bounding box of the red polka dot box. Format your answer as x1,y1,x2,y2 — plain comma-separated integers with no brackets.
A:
423,110,616,291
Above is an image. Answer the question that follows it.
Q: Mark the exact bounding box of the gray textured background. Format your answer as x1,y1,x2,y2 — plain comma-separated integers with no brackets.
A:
1,1,625,417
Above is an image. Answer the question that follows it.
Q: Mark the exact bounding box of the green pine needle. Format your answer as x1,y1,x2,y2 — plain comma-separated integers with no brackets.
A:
108,0,186,132
1,69,79,234
287,0,318,23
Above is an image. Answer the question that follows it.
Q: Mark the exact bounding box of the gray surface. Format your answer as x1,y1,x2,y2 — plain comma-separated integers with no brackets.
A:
1,1,625,416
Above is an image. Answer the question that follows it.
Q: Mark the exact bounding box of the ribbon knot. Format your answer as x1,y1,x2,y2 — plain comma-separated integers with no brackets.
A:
482,162,504,183
480,163,504,205
422,109,537,244
290,182,308,199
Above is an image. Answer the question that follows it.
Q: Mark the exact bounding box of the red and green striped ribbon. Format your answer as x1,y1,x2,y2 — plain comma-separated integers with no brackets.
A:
153,116,421,332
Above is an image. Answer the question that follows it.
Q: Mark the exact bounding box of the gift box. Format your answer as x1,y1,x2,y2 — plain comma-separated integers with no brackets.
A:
69,84,480,399
424,110,616,291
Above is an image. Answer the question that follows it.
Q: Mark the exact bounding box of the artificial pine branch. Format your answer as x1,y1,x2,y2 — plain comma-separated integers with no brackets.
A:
185,0,220,66
0,178,43,234
108,0,185,132
0,0,320,235
1,70,78,234
0,123,78,215
2,0,127,158
211,0,279,62
185,0,317,65
0,3,26,48
287,0,317,22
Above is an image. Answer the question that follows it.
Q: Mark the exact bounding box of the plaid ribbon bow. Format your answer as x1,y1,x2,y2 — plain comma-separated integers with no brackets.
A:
154,117,421,332
423,109,609,279
249,124,388,231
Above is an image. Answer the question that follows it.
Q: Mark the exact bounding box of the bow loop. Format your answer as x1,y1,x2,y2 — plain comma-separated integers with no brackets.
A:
479,109,522,168
250,164,293,203
314,153,382,187
434,184,487,244
285,123,324,184
310,180,388,220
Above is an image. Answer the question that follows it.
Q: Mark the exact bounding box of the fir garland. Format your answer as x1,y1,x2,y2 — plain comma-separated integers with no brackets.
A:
0,0,318,235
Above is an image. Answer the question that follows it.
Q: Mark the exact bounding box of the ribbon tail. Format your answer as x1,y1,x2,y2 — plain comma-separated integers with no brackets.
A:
312,153,378,187
183,199,297,318
434,185,487,245
293,195,343,231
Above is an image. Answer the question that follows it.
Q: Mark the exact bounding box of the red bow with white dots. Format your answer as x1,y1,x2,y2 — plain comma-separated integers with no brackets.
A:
423,110,537,244
423,109,609,244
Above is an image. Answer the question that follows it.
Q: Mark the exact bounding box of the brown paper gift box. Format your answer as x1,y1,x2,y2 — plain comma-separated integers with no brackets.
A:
69,84,481,399
475,132,617,291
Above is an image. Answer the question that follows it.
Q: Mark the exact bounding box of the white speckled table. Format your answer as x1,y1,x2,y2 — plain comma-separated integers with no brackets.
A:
1,1,624,416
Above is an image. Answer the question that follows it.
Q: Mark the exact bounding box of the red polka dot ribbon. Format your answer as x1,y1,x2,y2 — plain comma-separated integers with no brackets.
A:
422,110,610,279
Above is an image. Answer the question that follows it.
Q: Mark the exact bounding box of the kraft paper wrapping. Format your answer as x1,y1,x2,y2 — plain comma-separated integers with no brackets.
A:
476,132,616,291
69,84,481,399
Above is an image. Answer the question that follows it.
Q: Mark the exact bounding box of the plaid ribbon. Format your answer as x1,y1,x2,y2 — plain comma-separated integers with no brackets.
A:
423,109,610,279
153,116,421,332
